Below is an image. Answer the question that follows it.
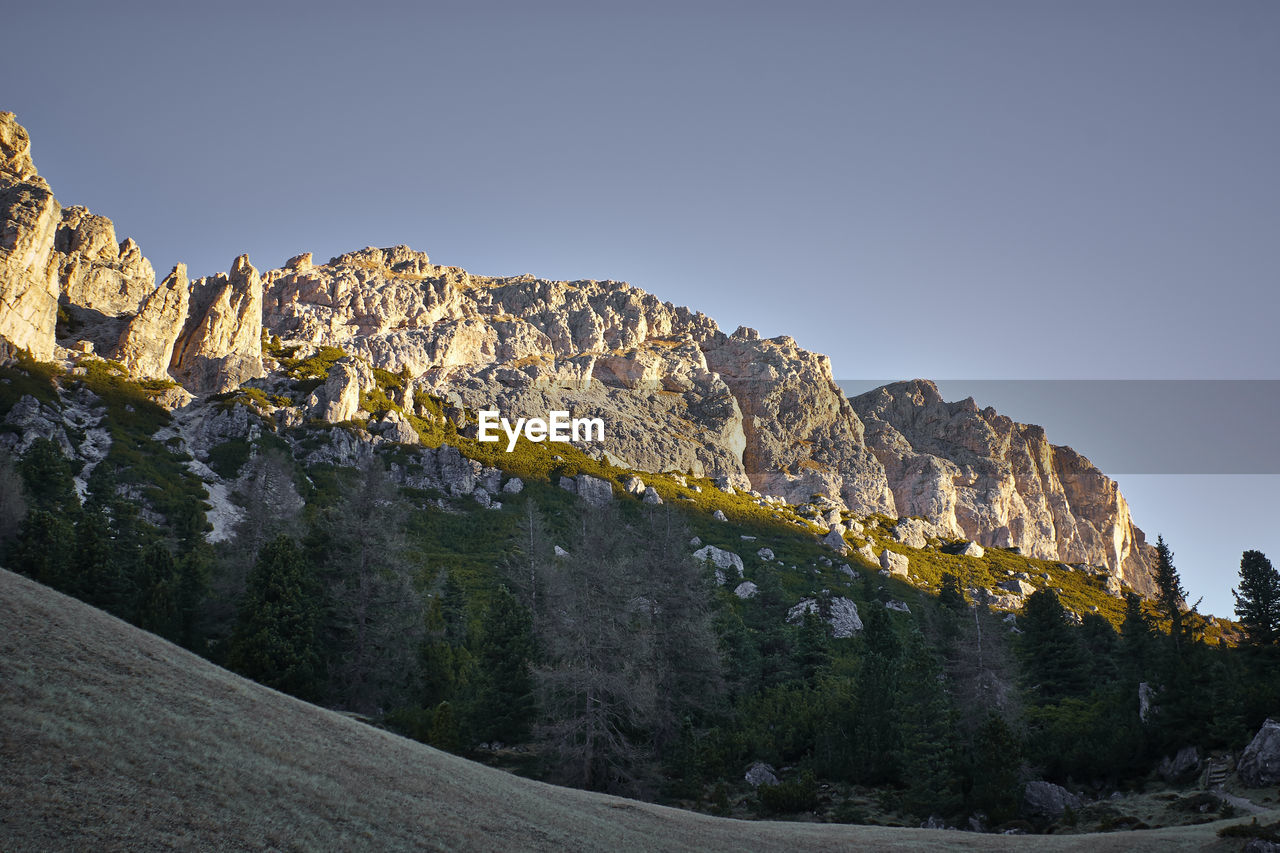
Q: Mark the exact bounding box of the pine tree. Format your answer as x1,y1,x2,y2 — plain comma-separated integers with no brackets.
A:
1153,535,1187,650
965,713,1022,825
134,542,180,641
227,535,325,701
470,585,536,744
1233,550,1280,646
897,631,961,818
1018,589,1090,704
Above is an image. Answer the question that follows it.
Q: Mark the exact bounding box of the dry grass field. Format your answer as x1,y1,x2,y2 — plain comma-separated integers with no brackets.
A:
0,568,1270,851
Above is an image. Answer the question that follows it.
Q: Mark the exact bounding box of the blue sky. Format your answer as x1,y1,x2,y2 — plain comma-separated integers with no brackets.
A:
5,1,1276,615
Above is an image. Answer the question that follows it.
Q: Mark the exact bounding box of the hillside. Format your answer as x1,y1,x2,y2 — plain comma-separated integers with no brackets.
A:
0,568,1264,852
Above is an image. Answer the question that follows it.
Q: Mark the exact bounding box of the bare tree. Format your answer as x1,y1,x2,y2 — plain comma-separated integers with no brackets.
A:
203,449,305,649
534,507,657,793
322,457,423,715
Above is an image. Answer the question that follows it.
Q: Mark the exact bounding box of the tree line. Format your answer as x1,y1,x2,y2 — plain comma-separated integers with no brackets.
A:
4,436,1280,828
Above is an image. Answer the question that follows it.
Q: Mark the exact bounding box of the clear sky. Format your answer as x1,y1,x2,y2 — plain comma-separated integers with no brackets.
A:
4,1,1276,616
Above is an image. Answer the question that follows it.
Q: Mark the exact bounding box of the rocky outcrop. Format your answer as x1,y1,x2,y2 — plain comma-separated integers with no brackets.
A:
851,380,1156,596
115,264,189,378
786,597,862,638
55,207,155,320
1,112,161,361
702,329,894,510
693,545,744,585
1158,746,1202,784
171,255,264,394
1022,781,1083,819
308,356,374,423
0,112,61,359
1239,718,1280,788
880,549,909,577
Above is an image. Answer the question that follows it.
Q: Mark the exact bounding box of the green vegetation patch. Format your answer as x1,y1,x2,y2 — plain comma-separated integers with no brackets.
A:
207,439,253,479
0,351,63,411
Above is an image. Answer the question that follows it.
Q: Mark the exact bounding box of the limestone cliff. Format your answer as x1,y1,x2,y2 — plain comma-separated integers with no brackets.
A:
850,380,1156,596
0,111,1158,596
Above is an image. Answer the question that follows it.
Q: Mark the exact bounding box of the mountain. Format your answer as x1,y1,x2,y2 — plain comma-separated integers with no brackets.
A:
0,109,1153,596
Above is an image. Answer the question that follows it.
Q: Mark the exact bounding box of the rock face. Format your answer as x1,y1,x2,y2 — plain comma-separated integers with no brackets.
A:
115,264,189,378
309,356,374,423
0,113,1164,604
1239,718,1280,788
851,380,1157,596
171,255,264,393
1,112,63,359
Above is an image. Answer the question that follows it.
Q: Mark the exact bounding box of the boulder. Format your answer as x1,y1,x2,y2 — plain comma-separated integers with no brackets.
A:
624,475,646,496
960,540,985,558
554,545,570,558
575,474,613,507
375,410,419,444
694,545,744,584
712,509,727,521
642,486,663,505
1022,780,1082,820
757,547,775,561
787,597,862,638
879,549,909,577
822,523,850,555
891,517,931,549
1158,746,1202,784
998,578,1036,597
855,542,877,564
744,762,778,788
885,600,910,613
828,597,863,637
502,477,524,494
1240,718,1280,787
733,581,758,599
689,536,701,547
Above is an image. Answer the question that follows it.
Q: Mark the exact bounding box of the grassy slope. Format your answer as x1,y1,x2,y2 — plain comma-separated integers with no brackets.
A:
0,569,1265,852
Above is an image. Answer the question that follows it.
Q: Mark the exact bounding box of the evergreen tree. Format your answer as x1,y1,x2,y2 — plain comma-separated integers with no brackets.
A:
1018,589,1089,705
470,585,536,744
1233,550,1280,646
0,452,28,544
1120,592,1156,681
227,535,325,701
965,713,1022,825
16,438,79,515
134,541,180,641
1153,535,1187,651
897,631,961,818
793,609,832,682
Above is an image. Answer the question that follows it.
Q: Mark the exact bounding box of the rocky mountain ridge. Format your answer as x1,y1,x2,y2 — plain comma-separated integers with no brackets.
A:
0,111,1155,596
